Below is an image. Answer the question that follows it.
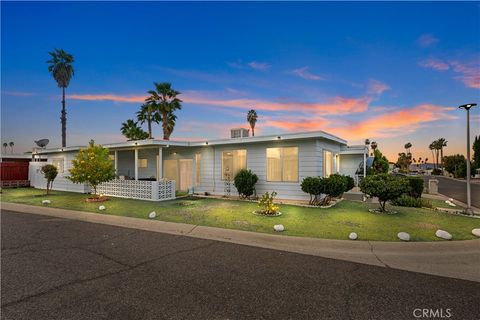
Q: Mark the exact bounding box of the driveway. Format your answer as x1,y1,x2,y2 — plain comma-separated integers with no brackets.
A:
2,209,480,320
423,176,480,208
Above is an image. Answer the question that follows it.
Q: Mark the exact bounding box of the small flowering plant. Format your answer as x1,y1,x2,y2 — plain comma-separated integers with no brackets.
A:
257,191,280,216
67,140,115,198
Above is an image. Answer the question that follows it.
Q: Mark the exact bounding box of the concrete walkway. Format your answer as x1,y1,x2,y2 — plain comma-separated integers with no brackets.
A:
2,202,480,282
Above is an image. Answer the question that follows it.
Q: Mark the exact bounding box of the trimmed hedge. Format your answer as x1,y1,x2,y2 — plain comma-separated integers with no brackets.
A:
391,194,432,208
233,169,258,199
407,177,424,199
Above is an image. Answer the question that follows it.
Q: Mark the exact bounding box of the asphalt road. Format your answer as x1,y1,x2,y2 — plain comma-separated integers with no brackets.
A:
2,210,479,320
422,176,480,208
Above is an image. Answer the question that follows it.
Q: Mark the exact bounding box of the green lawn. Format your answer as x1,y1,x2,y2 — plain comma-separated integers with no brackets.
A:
2,188,479,241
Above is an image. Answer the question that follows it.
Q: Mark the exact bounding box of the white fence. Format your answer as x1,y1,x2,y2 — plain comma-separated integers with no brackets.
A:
29,162,176,201
97,179,176,201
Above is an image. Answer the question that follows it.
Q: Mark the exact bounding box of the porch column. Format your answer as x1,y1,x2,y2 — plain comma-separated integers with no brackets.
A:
114,150,118,174
157,147,163,180
333,154,337,173
134,149,138,180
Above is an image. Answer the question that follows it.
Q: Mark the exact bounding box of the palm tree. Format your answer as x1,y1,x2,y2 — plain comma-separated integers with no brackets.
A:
136,103,161,139
9,142,14,154
370,141,378,150
121,119,149,141
429,142,437,169
145,82,182,140
247,109,258,136
404,142,412,154
2,143,7,154
437,138,447,172
47,49,74,148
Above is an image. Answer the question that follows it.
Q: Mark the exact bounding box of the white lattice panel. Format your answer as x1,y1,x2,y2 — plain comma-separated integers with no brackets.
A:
97,179,175,201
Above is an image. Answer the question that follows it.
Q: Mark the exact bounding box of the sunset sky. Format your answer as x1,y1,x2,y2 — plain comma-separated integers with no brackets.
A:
2,1,479,161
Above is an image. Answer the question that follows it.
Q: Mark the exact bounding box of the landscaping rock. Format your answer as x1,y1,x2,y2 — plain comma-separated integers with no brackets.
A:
98,205,106,211
273,224,285,232
397,232,410,241
435,229,452,240
349,232,357,240
472,229,480,238
42,200,51,205
148,211,156,219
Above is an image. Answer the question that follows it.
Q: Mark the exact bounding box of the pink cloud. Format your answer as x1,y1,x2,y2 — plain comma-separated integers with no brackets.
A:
367,79,390,95
3,91,35,96
292,67,324,81
417,34,439,48
418,58,450,71
449,60,480,89
69,94,146,103
262,104,456,140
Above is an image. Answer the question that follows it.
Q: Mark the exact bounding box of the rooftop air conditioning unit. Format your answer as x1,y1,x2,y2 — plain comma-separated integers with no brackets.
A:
230,128,250,139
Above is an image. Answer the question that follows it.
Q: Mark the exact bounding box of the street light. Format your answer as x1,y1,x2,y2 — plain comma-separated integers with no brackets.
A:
458,103,477,214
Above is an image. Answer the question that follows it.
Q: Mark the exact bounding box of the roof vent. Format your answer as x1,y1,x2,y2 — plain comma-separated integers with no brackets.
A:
230,128,249,139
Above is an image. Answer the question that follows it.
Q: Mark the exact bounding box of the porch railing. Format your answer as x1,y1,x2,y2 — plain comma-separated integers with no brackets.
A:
97,179,176,201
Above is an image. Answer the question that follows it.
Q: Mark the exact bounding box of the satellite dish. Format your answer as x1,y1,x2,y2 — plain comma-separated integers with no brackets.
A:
34,139,49,148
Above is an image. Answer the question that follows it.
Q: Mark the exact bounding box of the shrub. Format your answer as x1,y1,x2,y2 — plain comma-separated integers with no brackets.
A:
360,174,409,212
258,191,280,215
431,168,442,176
344,175,355,192
391,194,432,208
407,177,424,198
301,176,323,205
233,169,258,199
301,175,347,206
41,164,58,195
67,140,116,197
323,174,348,204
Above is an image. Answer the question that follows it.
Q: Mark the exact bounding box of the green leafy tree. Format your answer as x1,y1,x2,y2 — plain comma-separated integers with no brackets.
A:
301,176,323,205
121,119,149,141
67,140,116,197
473,135,480,171
47,49,74,148
136,103,161,139
368,148,389,175
233,169,258,199
145,82,182,140
247,109,258,136
396,152,412,173
41,164,58,195
443,154,467,178
360,174,409,212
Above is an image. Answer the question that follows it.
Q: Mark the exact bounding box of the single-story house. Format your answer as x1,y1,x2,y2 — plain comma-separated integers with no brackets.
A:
29,130,366,201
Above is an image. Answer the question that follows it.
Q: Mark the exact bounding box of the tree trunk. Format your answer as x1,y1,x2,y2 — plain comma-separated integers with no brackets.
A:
440,148,444,172
148,119,152,139
61,87,67,147
251,125,255,137
162,111,168,140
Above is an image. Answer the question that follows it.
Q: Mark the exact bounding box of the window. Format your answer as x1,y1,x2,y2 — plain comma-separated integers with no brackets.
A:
138,159,148,168
323,150,333,177
222,150,246,180
195,153,201,186
266,147,298,182
52,158,64,173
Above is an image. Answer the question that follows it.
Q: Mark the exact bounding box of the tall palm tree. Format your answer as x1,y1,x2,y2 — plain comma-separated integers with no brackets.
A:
47,49,74,148
145,82,182,140
9,142,14,154
121,119,149,141
2,143,7,154
136,103,161,139
404,142,412,154
429,142,437,169
437,138,447,172
247,109,258,136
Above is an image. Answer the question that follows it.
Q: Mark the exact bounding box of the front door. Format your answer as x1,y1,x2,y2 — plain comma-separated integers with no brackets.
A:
163,159,193,191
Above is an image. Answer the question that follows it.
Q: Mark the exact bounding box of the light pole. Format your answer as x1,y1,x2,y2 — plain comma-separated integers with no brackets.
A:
458,103,477,214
